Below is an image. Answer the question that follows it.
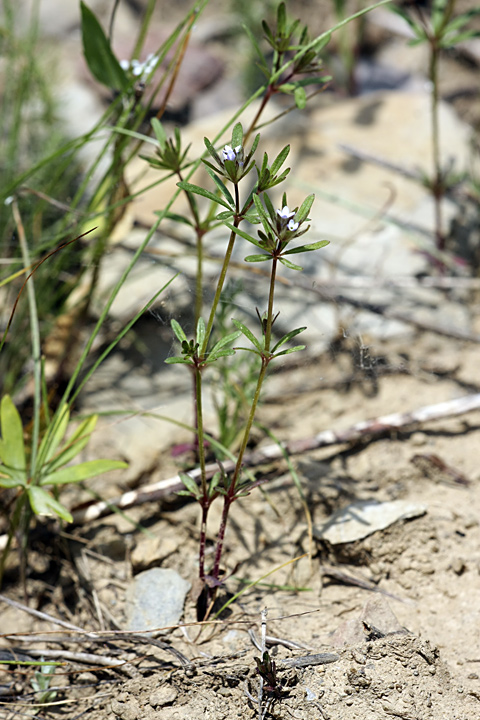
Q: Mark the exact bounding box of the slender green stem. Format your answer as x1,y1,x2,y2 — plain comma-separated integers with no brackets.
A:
177,169,204,324
200,184,241,356
13,200,41,478
132,0,157,60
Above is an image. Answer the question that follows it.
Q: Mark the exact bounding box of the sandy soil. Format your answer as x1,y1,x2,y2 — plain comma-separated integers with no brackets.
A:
2,325,480,720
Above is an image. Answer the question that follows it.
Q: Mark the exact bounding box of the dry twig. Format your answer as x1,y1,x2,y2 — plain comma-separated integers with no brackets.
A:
69,392,480,523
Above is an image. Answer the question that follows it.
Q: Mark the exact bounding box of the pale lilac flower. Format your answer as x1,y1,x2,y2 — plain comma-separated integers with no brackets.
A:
277,205,295,220
287,218,299,232
222,144,242,163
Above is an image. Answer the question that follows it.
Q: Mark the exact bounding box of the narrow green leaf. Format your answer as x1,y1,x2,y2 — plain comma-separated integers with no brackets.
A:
204,166,235,207
283,239,329,255
196,317,206,350
242,24,270,71
209,330,242,356
165,357,193,364
151,117,167,151
294,86,307,109
0,468,23,488
274,345,306,357
0,395,26,471
245,254,270,262
294,76,332,87
262,20,276,48
277,2,287,36
41,460,127,486
231,319,263,352
177,181,233,210
295,194,315,224
208,348,237,361
171,319,187,343
208,471,222,499
270,145,290,175
222,220,264,248
45,414,98,473
80,2,128,91
267,168,290,188
231,122,243,149
37,404,70,468
388,5,424,33
253,194,273,236
27,486,73,522
441,30,480,47
155,211,194,227
204,137,222,165
278,82,295,93
263,192,276,223
271,326,306,353
310,31,331,53
179,472,201,499
279,256,303,271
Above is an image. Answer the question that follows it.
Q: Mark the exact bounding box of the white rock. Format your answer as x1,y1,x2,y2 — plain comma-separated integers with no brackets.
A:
315,499,427,545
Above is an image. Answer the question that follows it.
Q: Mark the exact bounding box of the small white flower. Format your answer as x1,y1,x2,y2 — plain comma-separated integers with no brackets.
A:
287,218,299,232
4,196,14,206
120,59,130,71
277,205,295,220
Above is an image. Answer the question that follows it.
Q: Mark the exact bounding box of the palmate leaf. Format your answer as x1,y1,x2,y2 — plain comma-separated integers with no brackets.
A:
80,2,129,91
27,486,73,523
0,395,26,471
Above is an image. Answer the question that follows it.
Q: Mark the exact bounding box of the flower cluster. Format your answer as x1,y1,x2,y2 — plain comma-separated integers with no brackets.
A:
120,53,158,80
203,123,259,185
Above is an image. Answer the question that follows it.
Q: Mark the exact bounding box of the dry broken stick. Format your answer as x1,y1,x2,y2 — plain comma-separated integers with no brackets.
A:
68,392,480,524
